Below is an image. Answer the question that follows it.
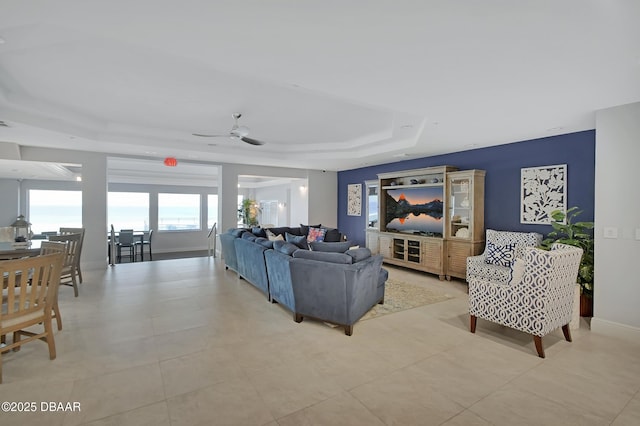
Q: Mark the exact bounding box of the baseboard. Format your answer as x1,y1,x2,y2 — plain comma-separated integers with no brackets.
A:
590,317,640,342
154,247,208,254
84,260,109,271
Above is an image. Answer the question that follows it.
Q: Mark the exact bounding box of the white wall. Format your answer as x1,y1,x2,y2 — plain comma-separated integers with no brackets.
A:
20,147,108,271
254,183,290,227
308,169,338,227
218,164,336,233
593,102,640,339
0,179,19,226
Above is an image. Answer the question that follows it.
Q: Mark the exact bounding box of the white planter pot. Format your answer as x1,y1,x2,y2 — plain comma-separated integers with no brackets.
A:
570,284,581,330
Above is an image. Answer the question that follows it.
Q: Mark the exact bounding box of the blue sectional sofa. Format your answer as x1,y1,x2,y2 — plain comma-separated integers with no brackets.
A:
220,227,387,335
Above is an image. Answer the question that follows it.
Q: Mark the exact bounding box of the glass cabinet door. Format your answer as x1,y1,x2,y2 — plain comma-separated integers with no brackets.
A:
449,176,472,239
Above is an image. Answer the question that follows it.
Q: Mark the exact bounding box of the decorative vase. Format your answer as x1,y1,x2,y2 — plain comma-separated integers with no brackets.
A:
580,293,593,317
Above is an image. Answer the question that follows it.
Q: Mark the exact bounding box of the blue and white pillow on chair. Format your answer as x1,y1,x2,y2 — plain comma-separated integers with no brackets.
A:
485,241,516,267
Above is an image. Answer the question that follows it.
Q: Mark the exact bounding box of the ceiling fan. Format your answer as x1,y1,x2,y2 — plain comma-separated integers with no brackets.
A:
192,113,266,146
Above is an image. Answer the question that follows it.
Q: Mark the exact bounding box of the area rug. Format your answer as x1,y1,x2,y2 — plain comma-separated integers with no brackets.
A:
361,279,455,321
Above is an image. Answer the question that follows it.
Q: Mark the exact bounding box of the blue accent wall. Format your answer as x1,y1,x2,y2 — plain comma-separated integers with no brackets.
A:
338,130,595,246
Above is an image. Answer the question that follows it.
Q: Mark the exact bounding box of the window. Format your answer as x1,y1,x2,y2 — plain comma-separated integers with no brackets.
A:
108,192,150,231
158,193,200,231
365,180,379,229
207,194,218,230
28,189,82,234
259,200,278,227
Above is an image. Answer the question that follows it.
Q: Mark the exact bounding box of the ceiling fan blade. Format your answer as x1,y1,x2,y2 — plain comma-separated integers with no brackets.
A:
192,133,228,138
240,136,266,146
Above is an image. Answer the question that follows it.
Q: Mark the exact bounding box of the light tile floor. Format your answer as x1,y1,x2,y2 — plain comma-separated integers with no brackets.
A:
0,257,638,425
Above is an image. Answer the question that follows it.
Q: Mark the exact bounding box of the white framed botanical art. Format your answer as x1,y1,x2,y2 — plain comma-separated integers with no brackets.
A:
347,183,362,216
520,164,567,224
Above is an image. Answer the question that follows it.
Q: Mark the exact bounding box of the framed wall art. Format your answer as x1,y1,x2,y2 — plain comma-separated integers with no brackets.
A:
521,164,567,224
347,183,362,216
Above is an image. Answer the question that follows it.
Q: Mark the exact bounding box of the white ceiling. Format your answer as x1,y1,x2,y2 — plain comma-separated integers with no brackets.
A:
1,1,639,173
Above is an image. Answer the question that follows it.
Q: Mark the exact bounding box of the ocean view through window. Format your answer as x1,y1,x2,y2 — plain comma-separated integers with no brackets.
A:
108,192,150,231
28,189,82,234
159,193,200,231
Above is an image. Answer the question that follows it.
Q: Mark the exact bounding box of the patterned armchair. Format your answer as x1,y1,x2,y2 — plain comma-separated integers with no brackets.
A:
468,243,583,358
466,229,542,284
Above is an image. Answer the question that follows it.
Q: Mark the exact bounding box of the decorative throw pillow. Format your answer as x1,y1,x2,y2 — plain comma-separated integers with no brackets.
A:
266,229,284,241
285,232,308,249
508,257,526,284
485,241,516,267
346,247,371,263
306,227,327,243
251,227,267,238
300,224,322,236
323,227,342,242
273,240,299,256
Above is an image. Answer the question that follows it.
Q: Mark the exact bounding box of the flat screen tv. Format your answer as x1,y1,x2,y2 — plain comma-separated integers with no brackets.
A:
384,186,443,237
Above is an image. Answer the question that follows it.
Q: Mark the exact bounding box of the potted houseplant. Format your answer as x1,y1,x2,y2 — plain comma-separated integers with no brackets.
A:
541,206,594,316
241,199,260,227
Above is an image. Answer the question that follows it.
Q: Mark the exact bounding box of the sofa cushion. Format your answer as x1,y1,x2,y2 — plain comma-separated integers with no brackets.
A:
286,232,309,249
241,232,257,242
309,241,352,253
254,237,274,249
251,227,267,238
300,224,322,236
306,227,327,243
293,250,353,264
323,227,342,242
266,229,284,241
230,228,248,238
485,241,516,267
273,240,299,256
346,247,372,263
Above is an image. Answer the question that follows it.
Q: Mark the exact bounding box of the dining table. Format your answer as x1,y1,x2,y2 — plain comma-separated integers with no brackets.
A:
0,240,43,260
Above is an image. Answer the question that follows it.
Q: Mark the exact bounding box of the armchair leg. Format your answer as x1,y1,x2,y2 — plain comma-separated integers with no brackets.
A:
534,336,545,358
294,313,303,323
470,315,477,333
561,324,572,342
345,325,353,336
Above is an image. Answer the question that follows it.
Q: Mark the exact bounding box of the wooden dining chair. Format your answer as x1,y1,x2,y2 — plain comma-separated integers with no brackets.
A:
59,227,85,283
48,233,82,297
0,253,64,383
39,241,68,330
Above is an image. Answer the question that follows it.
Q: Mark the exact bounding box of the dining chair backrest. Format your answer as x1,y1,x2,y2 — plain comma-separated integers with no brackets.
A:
60,227,85,249
0,253,63,383
47,233,82,297
47,233,82,273
118,230,135,245
39,240,67,256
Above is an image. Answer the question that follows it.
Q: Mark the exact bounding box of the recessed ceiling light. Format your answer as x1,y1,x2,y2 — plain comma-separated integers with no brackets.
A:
400,124,413,129
546,126,564,132
464,143,479,148
392,153,409,158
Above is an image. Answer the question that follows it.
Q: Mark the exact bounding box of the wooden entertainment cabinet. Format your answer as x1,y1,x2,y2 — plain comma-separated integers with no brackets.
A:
373,166,485,280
